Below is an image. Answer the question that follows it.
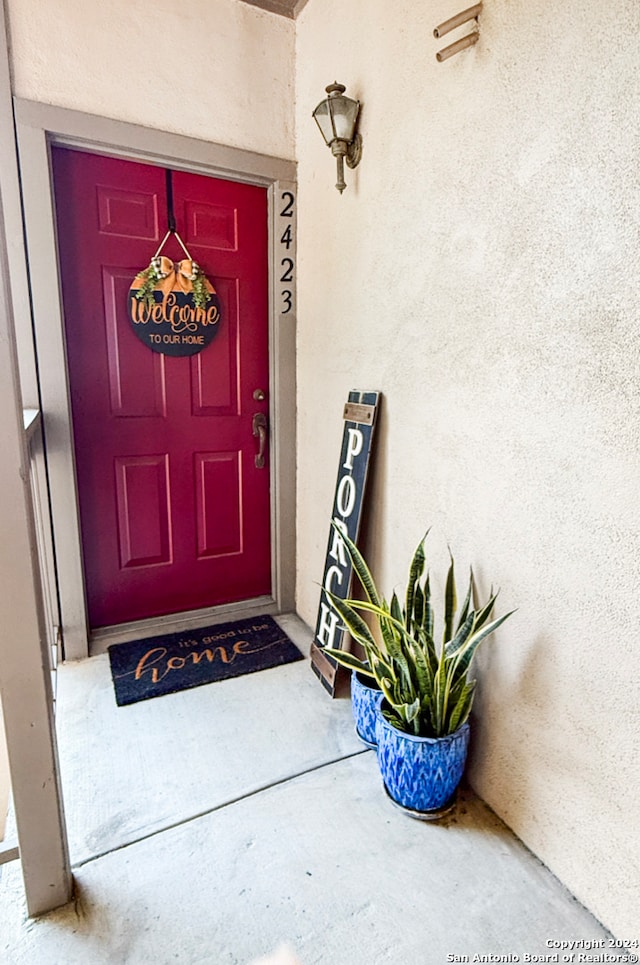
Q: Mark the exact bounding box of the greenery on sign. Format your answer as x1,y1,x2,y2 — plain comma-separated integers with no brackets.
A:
321,524,515,739
190,267,212,311
135,258,164,309
135,257,212,311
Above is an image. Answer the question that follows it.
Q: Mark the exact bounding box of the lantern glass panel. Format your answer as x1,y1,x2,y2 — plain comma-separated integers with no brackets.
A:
312,100,334,145
329,95,360,142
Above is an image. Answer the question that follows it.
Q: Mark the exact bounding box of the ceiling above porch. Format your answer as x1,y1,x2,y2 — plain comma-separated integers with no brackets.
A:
239,0,309,18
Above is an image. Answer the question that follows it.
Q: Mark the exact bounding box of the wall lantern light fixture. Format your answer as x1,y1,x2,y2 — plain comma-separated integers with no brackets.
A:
312,82,362,194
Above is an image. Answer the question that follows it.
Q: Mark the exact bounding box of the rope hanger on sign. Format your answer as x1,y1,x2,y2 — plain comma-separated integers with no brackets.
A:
126,168,223,357
166,168,176,233
153,169,191,261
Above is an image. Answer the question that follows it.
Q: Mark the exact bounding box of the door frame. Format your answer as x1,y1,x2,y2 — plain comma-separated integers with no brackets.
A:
14,98,297,660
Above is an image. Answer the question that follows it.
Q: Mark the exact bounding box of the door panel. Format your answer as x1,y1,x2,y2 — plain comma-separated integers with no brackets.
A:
183,198,238,250
190,277,239,415
102,267,168,418
195,451,243,558
114,454,173,569
96,184,159,239
52,149,271,629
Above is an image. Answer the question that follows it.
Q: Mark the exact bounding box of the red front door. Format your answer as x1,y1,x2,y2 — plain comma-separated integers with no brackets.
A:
52,148,271,628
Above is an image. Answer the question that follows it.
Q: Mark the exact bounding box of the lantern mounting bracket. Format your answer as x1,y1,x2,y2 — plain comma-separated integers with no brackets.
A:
345,132,363,170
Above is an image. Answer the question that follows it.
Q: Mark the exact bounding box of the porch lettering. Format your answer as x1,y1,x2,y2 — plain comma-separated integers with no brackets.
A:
311,391,380,694
328,518,348,568
336,475,356,517
317,602,340,649
324,564,344,594
343,428,363,470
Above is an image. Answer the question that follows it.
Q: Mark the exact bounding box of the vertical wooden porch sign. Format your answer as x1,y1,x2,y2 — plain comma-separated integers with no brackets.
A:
310,390,381,696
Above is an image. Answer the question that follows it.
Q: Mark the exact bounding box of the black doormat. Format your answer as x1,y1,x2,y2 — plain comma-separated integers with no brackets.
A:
108,615,303,707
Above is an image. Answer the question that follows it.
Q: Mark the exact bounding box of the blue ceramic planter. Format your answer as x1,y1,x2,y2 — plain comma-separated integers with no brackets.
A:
351,670,383,748
375,702,470,813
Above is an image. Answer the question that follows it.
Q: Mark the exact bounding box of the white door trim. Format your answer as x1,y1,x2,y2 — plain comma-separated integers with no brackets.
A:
14,98,297,660
0,5,71,909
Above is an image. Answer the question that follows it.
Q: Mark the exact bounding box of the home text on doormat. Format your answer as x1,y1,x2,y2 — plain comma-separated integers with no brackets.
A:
108,615,303,706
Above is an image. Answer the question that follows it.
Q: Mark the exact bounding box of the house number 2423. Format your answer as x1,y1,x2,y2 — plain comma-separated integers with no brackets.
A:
278,189,296,315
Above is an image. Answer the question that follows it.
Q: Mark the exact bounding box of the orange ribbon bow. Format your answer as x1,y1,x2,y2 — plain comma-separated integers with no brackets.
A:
133,231,215,299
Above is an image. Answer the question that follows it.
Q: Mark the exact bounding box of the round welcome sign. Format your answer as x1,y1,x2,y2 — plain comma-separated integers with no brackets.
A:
128,254,222,357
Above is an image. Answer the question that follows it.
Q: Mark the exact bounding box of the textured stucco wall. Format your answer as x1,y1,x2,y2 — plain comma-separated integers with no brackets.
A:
296,0,639,939
0,695,9,841
5,0,295,159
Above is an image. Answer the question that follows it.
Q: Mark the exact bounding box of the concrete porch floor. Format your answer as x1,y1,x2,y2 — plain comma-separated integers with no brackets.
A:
0,614,612,963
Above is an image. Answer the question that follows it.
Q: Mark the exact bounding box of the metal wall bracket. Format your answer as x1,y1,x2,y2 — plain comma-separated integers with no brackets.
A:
434,2,482,62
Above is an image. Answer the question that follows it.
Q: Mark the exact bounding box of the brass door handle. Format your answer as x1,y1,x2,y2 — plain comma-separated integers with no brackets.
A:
252,412,268,468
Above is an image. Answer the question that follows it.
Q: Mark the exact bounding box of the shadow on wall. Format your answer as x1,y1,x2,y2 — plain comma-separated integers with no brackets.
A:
468,629,554,825
355,392,389,575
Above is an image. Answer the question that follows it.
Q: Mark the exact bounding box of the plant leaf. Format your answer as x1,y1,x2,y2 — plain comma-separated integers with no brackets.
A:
408,639,433,706
389,650,414,700
390,591,403,625
447,679,476,733
379,676,397,707
340,598,420,650
378,603,406,664
445,609,476,657
455,567,473,633
474,589,499,630
371,652,394,680
320,647,369,675
449,609,517,683
417,626,439,675
443,548,457,646
382,705,406,731
433,644,450,736
423,573,434,640
413,581,424,631
325,590,377,651
332,520,382,606
402,698,421,723
405,531,428,631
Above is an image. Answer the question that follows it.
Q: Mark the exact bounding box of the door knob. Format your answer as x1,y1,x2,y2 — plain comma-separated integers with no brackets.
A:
252,412,268,469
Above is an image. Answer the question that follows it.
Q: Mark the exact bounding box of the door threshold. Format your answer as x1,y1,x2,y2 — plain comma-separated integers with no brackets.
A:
89,596,278,655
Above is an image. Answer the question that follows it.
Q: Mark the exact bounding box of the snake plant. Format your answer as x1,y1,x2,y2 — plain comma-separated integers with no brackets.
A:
321,523,515,739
